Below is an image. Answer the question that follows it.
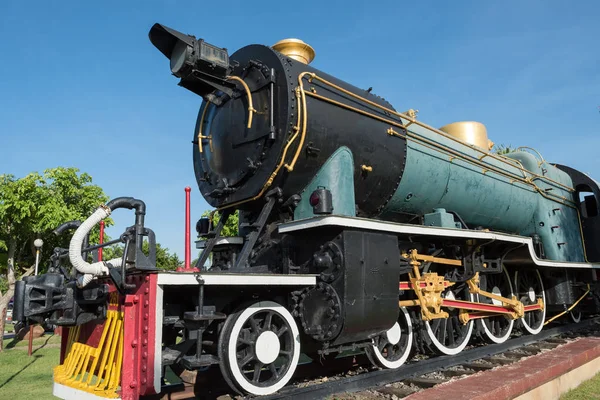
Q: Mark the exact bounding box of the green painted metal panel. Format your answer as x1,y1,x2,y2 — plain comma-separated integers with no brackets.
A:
424,208,462,229
294,146,356,220
379,124,585,262
505,152,585,262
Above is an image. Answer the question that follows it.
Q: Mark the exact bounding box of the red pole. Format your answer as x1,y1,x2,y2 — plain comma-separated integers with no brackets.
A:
185,187,191,270
98,221,105,261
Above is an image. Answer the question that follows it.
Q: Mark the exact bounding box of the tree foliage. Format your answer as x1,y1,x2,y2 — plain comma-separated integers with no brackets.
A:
193,210,239,267
200,210,239,237
494,144,516,155
0,167,110,351
102,241,182,271
0,275,7,295
0,167,110,273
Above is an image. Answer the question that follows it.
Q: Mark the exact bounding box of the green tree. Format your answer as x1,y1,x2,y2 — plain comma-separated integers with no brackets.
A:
0,167,109,350
192,210,239,266
102,241,182,271
200,210,239,237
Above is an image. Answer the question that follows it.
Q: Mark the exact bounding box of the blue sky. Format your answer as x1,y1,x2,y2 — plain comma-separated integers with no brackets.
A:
1,1,598,259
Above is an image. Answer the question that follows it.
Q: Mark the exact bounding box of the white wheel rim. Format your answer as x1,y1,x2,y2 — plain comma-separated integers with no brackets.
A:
425,293,474,355
478,267,514,344
227,301,301,395
425,318,473,355
480,316,514,344
515,270,546,335
371,308,413,369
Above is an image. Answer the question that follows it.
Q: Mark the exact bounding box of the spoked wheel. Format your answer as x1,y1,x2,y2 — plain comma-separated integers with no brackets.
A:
421,258,474,355
218,301,301,395
570,308,582,323
365,307,413,369
476,267,515,344
514,269,546,335
424,285,474,355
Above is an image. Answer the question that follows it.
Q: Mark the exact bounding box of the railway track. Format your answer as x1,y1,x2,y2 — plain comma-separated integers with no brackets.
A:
258,317,600,400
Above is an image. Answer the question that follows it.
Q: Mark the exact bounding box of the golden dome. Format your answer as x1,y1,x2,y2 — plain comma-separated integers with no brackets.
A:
272,38,315,64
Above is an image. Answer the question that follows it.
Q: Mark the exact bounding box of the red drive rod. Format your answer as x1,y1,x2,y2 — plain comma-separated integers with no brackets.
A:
99,221,105,261
185,186,191,270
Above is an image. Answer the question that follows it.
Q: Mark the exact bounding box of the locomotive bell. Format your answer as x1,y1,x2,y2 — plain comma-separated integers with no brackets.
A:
272,38,315,64
439,121,493,151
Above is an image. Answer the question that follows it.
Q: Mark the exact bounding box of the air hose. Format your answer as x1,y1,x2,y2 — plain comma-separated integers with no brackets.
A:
69,205,121,288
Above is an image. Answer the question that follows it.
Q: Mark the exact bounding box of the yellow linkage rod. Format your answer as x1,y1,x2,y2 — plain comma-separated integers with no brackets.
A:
544,284,590,325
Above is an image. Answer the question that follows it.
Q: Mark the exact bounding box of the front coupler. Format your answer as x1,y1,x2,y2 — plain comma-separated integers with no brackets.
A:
13,273,109,326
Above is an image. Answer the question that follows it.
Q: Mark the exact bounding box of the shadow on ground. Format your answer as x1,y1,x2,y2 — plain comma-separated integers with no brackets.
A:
0,354,42,389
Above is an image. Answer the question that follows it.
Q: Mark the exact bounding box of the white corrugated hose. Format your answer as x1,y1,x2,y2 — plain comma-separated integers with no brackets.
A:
69,205,123,287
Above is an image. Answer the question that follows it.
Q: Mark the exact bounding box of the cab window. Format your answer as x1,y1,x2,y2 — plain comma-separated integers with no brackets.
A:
578,187,598,218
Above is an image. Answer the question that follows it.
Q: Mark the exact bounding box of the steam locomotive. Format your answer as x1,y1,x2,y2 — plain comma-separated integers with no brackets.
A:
13,23,600,399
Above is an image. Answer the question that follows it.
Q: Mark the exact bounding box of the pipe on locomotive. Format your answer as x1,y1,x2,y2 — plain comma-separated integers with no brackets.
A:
69,197,146,287
69,205,120,287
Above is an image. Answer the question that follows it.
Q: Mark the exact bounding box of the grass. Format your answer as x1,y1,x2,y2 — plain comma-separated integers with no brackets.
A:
0,332,60,400
561,372,600,399
4,323,14,333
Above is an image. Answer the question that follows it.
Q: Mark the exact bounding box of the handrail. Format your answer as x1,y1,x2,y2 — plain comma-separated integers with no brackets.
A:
299,72,589,262
216,82,306,211
305,73,573,193
301,78,574,207
226,76,256,129
517,146,546,166
197,103,210,154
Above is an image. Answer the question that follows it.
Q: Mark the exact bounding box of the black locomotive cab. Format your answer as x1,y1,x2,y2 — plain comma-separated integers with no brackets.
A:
557,164,600,262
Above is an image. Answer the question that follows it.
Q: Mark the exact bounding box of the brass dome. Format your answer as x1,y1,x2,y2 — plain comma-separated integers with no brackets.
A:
272,38,315,64
439,121,493,151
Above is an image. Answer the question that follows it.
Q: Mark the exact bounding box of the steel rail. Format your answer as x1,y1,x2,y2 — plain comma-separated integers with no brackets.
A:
258,316,600,400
